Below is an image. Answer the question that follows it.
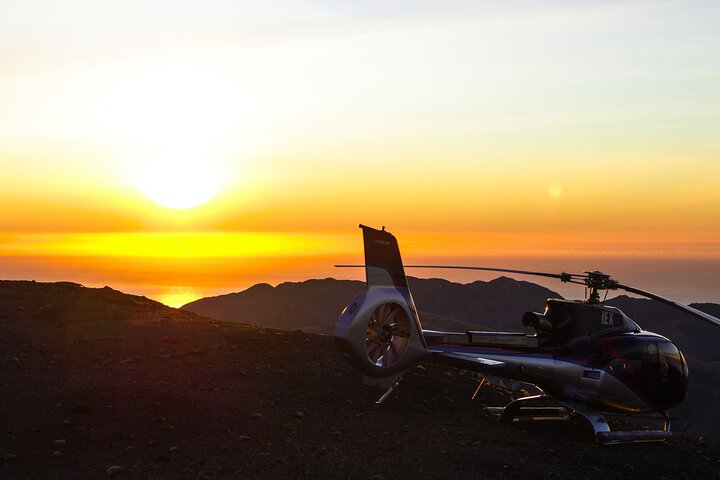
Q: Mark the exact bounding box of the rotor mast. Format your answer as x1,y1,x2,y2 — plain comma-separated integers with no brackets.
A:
584,271,618,304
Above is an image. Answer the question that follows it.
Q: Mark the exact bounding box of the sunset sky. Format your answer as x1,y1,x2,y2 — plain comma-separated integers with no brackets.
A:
1,1,719,306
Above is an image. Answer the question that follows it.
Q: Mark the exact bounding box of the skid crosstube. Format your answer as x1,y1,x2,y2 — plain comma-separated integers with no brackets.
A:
487,396,672,445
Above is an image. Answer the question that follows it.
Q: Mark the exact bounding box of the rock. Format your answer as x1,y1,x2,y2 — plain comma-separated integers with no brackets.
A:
106,465,124,476
294,412,305,418
2,453,18,461
72,404,93,414
169,446,180,452
52,451,62,458
161,335,179,343
250,413,263,418
238,435,251,441
49,354,66,365
53,439,66,447
36,304,56,316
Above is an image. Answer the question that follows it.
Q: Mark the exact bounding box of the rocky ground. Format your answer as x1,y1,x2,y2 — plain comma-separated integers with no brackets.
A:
1,280,720,479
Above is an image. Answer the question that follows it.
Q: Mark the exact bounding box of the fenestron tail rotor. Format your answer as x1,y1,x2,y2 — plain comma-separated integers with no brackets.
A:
365,302,411,368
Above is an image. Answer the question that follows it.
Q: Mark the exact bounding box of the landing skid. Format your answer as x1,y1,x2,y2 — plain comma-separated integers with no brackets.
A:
486,396,672,445
485,395,573,423
364,375,405,405
566,401,672,445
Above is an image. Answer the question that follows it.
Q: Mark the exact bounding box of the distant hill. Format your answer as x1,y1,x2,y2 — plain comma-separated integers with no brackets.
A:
606,296,720,362
182,279,361,334
0,280,184,328
2,279,719,479
181,276,562,334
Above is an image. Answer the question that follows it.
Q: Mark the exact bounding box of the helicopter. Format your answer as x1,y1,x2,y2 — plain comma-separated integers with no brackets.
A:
334,225,720,444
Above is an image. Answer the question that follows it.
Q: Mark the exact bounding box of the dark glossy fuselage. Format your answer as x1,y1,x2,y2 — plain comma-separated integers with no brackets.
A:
425,329,688,414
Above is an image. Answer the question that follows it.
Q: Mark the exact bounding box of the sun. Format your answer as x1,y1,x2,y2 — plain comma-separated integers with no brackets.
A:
135,157,223,210
549,185,563,199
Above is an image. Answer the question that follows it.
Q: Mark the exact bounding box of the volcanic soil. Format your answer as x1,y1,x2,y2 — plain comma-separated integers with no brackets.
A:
1,281,719,479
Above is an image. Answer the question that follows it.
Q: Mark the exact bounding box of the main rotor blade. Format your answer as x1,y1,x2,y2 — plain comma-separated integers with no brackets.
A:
403,265,584,283
335,264,584,282
616,283,720,328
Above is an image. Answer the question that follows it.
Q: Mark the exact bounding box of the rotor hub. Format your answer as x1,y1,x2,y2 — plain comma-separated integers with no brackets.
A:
583,271,619,303
378,325,393,344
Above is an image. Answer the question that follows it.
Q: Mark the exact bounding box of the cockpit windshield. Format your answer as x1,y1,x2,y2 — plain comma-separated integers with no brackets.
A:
607,337,687,409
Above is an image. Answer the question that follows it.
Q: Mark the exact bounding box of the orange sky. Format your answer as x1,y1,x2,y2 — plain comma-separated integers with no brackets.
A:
1,1,719,306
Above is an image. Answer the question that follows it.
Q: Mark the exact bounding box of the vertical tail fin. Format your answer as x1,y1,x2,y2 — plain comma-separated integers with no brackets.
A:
360,224,409,289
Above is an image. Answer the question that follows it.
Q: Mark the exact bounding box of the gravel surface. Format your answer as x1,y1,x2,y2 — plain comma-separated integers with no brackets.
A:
1,281,719,479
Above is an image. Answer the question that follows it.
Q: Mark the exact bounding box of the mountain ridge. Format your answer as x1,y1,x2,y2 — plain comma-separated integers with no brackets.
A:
181,276,562,333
